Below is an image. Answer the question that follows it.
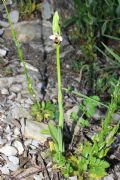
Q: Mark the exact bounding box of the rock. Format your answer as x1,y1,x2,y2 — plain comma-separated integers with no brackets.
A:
9,84,22,93
13,127,21,136
4,20,52,42
34,173,44,180
8,92,16,100
103,174,114,180
0,48,7,57
0,75,26,88
13,140,24,155
41,0,52,20
20,62,38,72
0,165,10,175
113,113,120,123
0,145,18,156
8,156,19,165
0,88,9,95
69,176,77,180
9,10,19,24
6,161,19,171
0,137,7,145
0,20,9,28
21,119,50,143
31,140,39,148
0,28,4,36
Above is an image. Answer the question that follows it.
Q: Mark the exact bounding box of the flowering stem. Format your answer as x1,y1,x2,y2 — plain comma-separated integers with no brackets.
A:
56,44,64,129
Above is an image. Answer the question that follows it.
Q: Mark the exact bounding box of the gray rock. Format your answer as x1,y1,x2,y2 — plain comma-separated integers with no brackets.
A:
20,62,38,72
6,161,19,171
0,88,9,95
103,174,114,180
21,119,50,143
0,75,26,88
113,113,120,123
8,92,16,100
0,20,9,28
0,28,4,36
8,156,19,165
42,0,52,20
10,84,22,93
0,48,7,57
9,10,19,24
13,140,24,155
0,145,18,156
4,20,52,42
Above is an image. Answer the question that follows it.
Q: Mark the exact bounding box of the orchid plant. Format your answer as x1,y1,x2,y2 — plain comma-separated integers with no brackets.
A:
47,11,64,155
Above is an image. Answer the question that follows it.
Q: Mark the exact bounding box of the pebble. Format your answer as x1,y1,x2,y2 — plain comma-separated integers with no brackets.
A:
13,127,21,136
0,28,4,36
0,165,10,175
8,155,19,165
0,20,9,28
6,161,19,171
10,84,22,93
0,145,18,156
42,0,52,20
0,48,7,57
9,10,19,24
13,140,24,155
0,88,9,95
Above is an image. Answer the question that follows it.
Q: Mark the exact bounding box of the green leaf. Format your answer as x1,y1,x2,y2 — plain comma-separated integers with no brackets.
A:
52,11,60,35
101,21,108,35
48,121,58,145
102,43,120,64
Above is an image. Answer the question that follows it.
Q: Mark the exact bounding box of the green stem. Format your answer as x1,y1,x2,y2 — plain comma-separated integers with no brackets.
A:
56,44,64,129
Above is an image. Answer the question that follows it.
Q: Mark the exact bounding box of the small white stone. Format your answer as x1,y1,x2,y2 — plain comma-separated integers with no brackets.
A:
8,156,19,165
34,173,44,180
6,161,19,171
9,10,19,24
24,139,32,146
13,140,24,155
0,88,9,95
5,125,11,133
31,140,39,148
0,165,10,175
0,145,18,156
14,127,20,136
0,48,7,57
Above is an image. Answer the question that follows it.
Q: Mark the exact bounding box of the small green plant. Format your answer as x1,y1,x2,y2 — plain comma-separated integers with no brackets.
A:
80,95,100,118
46,11,64,155
18,0,37,18
31,101,58,122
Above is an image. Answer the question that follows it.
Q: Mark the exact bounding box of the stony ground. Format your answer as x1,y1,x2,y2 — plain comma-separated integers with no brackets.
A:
0,0,120,180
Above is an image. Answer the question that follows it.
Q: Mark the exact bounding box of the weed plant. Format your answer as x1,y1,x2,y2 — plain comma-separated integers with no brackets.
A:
2,0,40,108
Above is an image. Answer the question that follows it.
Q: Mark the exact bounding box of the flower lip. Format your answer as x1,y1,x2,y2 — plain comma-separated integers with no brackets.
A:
49,34,63,44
